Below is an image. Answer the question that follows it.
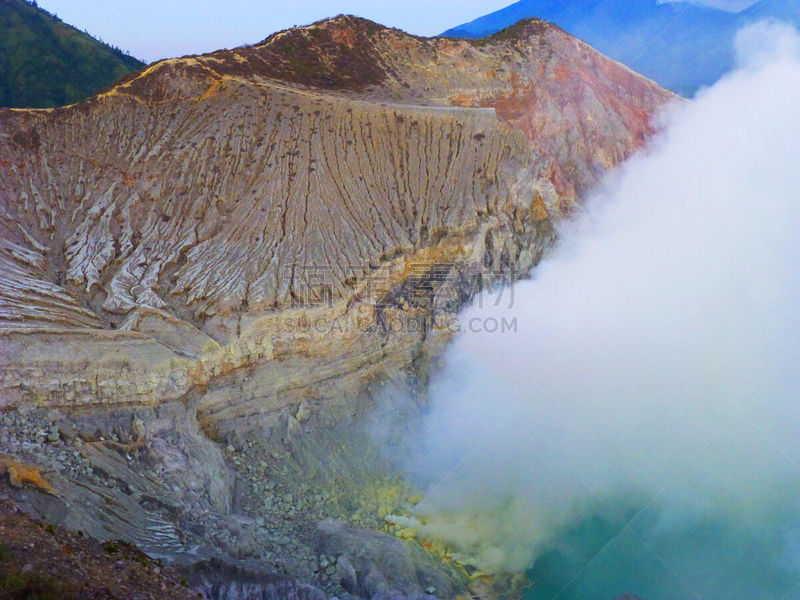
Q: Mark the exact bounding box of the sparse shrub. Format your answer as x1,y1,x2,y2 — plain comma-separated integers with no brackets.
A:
0,570,67,600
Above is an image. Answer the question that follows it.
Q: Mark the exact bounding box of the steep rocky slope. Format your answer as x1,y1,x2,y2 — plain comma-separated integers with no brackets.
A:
0,495,197,599
0,16,673,600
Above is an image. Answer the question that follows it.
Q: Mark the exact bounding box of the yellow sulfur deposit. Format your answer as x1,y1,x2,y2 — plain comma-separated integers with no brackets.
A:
0,455,58,496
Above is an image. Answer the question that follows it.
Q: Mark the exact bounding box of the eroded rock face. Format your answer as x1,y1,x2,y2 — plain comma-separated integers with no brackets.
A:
0,16,672,418
0,15,673,600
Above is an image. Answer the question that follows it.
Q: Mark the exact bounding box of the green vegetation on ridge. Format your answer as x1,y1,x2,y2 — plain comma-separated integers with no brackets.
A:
0,0,144,108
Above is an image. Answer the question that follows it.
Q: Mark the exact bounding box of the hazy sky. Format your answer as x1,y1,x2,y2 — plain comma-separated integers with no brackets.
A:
673,0,759,9
35,0,760,64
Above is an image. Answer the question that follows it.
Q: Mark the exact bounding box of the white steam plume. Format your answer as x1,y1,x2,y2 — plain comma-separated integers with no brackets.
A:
403,21,800,574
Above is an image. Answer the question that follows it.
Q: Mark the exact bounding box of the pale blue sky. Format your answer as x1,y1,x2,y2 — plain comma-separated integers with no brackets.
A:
35,0,759,64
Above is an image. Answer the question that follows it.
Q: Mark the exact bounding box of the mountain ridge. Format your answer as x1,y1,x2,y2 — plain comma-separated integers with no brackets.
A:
0,16,673,341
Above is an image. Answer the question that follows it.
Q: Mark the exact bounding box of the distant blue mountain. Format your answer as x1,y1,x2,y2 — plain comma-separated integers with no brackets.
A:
442,0,800,97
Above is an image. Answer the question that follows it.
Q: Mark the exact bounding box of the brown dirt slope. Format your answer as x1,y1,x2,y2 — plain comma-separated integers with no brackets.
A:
0,496,195,599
